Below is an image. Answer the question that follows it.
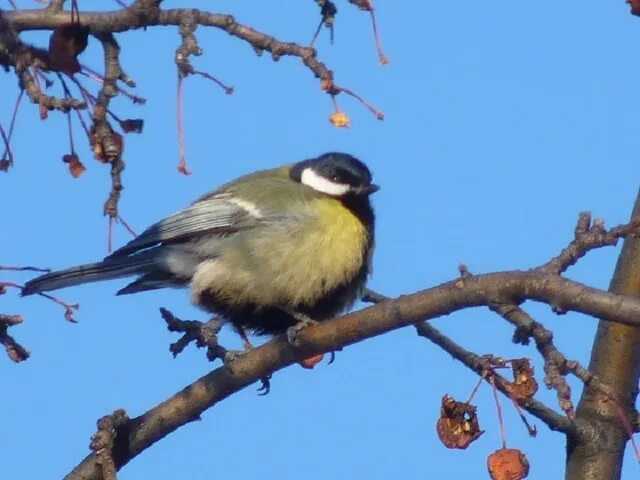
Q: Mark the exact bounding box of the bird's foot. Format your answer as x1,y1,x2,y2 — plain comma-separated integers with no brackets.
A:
286,313,319,347
220,348,248,370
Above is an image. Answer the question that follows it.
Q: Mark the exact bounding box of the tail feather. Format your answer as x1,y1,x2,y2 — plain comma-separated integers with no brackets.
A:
116,272,184,295
21,255,155,296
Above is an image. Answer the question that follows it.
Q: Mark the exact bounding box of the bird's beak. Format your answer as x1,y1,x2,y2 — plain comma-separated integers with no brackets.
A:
358,184,380,195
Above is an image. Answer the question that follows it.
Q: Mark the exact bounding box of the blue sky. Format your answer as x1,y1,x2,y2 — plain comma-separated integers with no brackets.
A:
2,1,639,478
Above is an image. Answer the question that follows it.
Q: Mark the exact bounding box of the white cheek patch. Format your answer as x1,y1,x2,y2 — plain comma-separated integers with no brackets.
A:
229,197,262,218
301,167,351,196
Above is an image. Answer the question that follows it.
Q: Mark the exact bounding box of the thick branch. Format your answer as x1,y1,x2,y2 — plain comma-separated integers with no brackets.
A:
65,270,640,479
569,192,640,480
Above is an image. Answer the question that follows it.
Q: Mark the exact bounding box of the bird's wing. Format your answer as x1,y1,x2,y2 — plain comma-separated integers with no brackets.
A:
106,193,266,258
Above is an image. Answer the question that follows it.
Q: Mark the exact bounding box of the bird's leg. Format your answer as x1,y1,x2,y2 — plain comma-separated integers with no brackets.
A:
235,324,254,352
284,309,319,346
227,324,272,395
222,324,254,364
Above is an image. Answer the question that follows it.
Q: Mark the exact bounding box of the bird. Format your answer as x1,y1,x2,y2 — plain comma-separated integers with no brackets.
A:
22,152,378,341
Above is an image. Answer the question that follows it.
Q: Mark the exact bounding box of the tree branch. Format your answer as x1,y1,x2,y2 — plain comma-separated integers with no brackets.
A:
2,4,342,222
64,267,640,479
540,211,639,274
491,303,577,418
5,8,333,83
366,289,577,435
92,32,126,219
569,191,640,480
414,320,576,435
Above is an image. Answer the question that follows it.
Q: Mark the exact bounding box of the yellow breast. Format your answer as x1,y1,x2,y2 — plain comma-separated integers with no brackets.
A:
190,197,370,309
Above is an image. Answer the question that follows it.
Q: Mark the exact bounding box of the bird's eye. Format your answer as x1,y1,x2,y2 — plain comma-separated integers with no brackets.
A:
332,175,341,182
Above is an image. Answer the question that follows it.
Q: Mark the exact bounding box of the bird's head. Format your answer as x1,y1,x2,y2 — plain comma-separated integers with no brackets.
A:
290,152,380,197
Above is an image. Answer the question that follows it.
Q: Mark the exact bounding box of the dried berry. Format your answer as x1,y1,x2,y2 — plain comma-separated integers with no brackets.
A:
504,359,538,403
320,1,337,26
329,111,350,128
487,448,529,480
436,395,484,449
62,153,86,178
49,23,90,75
177,160,192,176
349,0,372,11
119,119,144,134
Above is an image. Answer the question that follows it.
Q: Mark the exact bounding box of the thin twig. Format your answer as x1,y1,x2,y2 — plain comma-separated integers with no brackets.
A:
1,89,23,163
333,83,384,120
490,375,508,449
1,281,79,322
0,121,14,167
541,212,640,274
176,74,190,175
193,70,234,94
117,215,137,237
0,265,51,273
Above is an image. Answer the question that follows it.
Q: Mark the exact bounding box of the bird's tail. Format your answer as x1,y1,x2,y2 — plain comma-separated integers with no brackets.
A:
21,254,156,296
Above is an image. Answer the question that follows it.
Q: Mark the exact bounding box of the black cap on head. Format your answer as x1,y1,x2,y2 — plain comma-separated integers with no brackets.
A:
291,152,379,196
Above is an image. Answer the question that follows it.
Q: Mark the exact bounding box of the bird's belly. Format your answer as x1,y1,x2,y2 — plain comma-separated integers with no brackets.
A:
190,201,371,315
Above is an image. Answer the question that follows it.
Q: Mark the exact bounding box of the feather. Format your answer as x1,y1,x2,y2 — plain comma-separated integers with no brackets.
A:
107,195,261,258
22,253,157,295
117,272,184,295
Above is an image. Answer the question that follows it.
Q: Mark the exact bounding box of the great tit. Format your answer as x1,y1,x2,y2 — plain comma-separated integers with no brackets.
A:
23,152,379,337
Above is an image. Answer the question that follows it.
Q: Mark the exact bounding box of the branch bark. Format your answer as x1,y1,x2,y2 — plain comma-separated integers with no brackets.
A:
568,190,640,480
4,8,333,82
65,269,640,479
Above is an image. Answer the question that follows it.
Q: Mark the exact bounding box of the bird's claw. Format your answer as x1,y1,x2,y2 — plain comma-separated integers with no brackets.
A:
222,348,245,364
328,351,336,364
286,316,319,346
257,375,272,396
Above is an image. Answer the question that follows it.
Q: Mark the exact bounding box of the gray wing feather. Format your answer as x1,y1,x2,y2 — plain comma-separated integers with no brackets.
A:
107,195,260,258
